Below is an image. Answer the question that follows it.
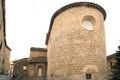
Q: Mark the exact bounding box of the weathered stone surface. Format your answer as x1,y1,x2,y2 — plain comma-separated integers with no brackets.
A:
47,2,108,80
0,0,11,75
3,47,11,75
30,47,47,58
13,58,28,80
28,47,47,77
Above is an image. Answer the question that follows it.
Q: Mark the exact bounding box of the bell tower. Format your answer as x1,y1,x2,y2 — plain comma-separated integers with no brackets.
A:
46,2,108,80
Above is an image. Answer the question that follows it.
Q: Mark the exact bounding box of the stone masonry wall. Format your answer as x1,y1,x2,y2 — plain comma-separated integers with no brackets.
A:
0,0,5,74
30,48,47,58
47,6,108,80
3,46,10,74
28,48,47,77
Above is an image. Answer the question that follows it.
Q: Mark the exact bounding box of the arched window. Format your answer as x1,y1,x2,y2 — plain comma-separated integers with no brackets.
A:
38,67,42,76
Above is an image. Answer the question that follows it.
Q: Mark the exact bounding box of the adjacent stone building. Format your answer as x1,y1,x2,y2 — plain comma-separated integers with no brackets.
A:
13,48,47,80
0,0,11,75
28,47,47,77
12,58,28,80
107,53,117,79
46,2,108,80
3,46,11,75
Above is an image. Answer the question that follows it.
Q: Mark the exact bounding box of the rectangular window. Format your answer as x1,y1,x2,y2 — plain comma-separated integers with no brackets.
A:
86,74,92,79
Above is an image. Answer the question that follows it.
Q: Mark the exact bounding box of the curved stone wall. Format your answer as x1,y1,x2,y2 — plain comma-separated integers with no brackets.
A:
47,2,108,80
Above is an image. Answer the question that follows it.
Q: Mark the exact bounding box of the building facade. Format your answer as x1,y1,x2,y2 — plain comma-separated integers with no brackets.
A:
3,46,11,75
46,2,108,80
13,58,28,80
28,47,47,77
0,0,11,75
107,53,117,79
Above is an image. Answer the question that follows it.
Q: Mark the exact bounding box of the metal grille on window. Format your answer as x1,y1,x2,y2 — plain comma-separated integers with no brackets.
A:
86,74,92,79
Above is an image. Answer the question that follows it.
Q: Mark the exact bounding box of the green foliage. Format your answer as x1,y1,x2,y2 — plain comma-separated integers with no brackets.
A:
110,46,120,80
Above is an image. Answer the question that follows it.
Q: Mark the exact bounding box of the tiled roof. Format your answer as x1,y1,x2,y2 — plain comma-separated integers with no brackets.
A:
107,53,116,60
30,47,47,52
29,56,47,63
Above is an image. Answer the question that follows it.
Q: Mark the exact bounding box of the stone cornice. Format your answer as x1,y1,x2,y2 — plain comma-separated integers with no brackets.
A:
45,2,106,45
29,57,47,63
30,47,47,52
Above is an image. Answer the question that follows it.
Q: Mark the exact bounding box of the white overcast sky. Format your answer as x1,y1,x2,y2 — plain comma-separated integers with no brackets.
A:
6,0,120,61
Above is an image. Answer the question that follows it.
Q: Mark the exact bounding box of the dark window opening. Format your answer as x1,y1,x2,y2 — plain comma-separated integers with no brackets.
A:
110,62,112,70
51,74,53,77
0,42,2,49
86,74,92,79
